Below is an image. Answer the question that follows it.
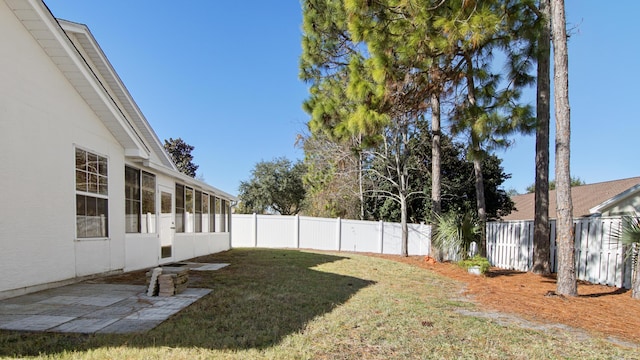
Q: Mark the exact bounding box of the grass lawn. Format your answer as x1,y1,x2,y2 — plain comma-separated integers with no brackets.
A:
1,248,637,359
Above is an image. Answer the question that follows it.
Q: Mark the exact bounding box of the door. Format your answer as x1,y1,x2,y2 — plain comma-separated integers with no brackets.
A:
159,186,175,263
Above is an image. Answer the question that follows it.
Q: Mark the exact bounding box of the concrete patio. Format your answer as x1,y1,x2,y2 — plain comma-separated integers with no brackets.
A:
0,263,229,334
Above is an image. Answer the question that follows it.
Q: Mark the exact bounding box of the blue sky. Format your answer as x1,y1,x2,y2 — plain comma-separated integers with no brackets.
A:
44,1,640,196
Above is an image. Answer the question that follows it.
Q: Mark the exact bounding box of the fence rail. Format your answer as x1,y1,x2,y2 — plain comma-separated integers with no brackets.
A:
231,214,633,288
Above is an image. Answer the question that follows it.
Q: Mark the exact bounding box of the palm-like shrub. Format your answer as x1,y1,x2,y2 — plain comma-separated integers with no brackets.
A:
616,216,640,299
431,211,481,261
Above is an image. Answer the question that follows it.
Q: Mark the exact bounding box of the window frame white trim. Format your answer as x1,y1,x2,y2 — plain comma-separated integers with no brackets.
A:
74,145,110,240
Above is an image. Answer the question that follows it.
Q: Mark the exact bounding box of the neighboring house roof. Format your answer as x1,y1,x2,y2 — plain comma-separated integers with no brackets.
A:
502,177,640,221
5,0,235,200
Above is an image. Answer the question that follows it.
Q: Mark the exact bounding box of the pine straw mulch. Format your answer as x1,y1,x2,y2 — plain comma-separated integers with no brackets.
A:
371,254,640,344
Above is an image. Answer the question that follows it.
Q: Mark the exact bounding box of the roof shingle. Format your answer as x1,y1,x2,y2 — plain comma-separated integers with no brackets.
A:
502,177,640,221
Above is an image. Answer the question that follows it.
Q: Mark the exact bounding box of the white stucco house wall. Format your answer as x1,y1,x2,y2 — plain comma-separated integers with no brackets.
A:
0,0,235,299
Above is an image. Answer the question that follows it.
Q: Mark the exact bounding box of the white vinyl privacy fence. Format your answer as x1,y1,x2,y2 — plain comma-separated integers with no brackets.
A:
231,214,431,256
487,217,633,288
232,214,633,288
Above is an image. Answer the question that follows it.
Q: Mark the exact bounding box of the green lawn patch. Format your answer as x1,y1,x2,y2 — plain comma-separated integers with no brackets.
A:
0,248,637,359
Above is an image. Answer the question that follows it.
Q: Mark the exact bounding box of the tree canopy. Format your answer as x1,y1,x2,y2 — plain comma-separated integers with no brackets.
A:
299,0,534,256
164,137,199,178
300,132,364,219
365,127,514,223
237,158,307,215
525,176,585,193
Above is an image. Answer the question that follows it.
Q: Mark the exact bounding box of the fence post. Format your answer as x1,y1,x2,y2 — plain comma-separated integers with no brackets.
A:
379,221,384,254
421,222,428,256
294,214,300,249
253,213,258,248
336,217,342,251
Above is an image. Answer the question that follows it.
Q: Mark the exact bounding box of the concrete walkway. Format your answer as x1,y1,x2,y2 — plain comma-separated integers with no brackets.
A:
0,283,210,334
0,263,230,334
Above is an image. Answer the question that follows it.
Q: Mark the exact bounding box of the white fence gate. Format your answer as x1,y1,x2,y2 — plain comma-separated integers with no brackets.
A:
487,217,632,288
231,214,431,256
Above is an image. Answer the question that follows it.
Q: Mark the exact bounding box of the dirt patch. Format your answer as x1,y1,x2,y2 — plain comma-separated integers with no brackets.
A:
372,254,640,345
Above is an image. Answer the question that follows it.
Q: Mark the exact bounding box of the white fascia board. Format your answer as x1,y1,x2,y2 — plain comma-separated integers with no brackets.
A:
142,160,237,201
589,184,640,214
125,148,150,160
59,20,173,169
7,1,150,159
53,20,150,159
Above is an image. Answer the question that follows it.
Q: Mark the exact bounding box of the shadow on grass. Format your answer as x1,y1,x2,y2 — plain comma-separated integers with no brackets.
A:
0,248,375,357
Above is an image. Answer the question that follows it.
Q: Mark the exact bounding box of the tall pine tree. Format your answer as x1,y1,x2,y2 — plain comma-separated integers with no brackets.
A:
551,0,577,296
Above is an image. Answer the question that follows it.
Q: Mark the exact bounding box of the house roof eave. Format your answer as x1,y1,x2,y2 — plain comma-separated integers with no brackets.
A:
589,184,640,215
5,0,151,160
7,0,232,197
57,19,177,171
142,160,237,202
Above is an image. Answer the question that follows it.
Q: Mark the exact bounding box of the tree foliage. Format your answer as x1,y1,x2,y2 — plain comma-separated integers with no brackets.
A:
614,216,640,299
300,0,540,258
525,176,585,193
366,128,514,223
164,137,199,178
431,210,481,261
237,158,306,215
440,0,536,256
299,133,364,219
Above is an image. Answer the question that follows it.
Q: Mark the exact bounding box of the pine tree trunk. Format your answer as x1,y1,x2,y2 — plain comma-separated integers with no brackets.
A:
430,92,442,259
399,122,409,257
358,143,365,220
473,150,487,258
464,54,487,257
431,92,442,217
532,0,551,275
551,0,577,296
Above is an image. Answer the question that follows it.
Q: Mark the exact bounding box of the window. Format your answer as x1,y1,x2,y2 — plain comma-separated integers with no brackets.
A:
125,166,156,233
175,184,217,234
161,191,172,214
141,172,156,232
175,184,184,232
185,186,194,232
221,199,228,232
215,197,227,232
209,196,216,232
195,190,202,232
202,193,210,232
75,148,108,238
124,167,140,233
175,184,195,233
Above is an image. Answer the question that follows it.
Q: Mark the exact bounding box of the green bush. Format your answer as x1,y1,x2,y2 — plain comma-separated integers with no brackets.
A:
431,210,481,260
458,255,491,274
